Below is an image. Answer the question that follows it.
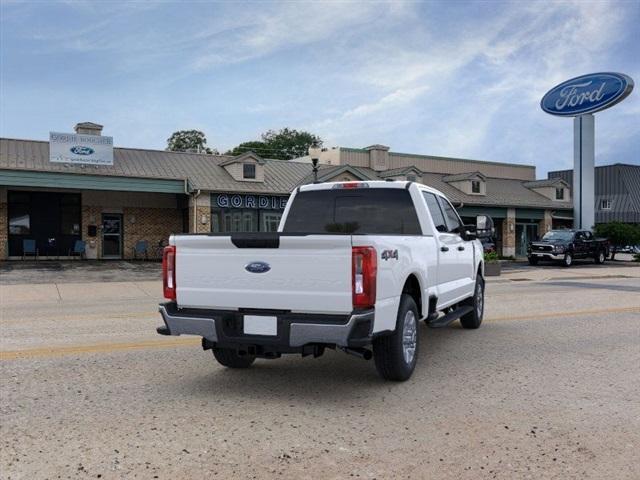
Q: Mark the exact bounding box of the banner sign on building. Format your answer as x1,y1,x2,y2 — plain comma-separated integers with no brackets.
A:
49,132,114,166
214,193,288,210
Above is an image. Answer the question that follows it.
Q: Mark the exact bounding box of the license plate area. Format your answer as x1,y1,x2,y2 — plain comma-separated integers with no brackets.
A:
243,315,278,336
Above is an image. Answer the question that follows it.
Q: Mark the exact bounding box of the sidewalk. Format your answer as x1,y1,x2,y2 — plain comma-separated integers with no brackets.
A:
0,260,161,285
487,258,640,283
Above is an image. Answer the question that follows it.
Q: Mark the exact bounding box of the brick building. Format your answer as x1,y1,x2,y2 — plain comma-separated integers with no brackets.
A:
1,123,574,260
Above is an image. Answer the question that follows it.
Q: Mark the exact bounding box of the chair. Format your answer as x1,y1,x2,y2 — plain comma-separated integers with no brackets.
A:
22,239,38,261
133,240,149,260
68,240,86,260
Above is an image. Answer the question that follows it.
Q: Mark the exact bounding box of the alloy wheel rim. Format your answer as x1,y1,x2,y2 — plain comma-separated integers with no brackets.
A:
402,310,417,365
476,281,484,318
566,255,572,265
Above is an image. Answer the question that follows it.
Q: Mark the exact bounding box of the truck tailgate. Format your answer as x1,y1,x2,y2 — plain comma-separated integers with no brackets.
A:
173,235,353,314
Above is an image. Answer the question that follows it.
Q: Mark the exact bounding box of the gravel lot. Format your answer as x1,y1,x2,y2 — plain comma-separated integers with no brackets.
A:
1,262,639,479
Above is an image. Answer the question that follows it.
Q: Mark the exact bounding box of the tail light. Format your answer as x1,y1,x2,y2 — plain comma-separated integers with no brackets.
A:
162,245,176,300
352,246,377,309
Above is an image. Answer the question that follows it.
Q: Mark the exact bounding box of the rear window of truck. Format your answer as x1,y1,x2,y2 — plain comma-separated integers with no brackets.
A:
282,188,422,235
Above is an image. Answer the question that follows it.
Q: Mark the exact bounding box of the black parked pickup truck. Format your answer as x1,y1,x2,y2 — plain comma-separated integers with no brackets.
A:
527,230,609,267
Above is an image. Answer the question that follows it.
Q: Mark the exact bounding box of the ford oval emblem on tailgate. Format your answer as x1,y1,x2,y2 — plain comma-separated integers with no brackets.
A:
245,261,271,274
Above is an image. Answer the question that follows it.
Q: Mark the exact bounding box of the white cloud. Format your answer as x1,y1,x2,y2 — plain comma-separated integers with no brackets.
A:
308,0,636,174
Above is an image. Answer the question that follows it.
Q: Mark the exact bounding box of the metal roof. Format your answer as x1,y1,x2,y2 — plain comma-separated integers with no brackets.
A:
295,165,573,210
523,178,567,188
1,137,573,210
0,137,310,194
442,171,486,182
377,166,423,177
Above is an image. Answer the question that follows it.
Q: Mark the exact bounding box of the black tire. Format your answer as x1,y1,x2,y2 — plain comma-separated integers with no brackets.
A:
528,256,539,266
562,253,573,267
594,250,606,264
373,294,419,382
212,348,256,368
460,275,484,329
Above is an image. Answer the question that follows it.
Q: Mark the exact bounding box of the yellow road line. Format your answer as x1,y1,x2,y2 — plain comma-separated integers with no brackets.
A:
0,311,155,325
486,306,640,322
2,306,639,361
0,338,199,360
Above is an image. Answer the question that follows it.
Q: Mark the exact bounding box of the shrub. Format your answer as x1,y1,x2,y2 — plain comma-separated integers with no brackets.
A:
484,251,499,263
593,222,640,260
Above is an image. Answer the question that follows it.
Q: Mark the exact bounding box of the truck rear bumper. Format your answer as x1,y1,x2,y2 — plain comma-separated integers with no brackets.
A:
158,302,375,349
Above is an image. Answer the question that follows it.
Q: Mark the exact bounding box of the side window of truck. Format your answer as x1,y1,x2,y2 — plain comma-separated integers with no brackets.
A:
422,191,448,233
437,196,463,234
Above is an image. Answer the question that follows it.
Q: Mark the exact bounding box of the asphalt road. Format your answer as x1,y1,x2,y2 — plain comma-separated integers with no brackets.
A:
1,265,639,479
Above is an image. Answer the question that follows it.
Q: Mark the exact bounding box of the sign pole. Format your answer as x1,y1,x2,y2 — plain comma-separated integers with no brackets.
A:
572,114,595,229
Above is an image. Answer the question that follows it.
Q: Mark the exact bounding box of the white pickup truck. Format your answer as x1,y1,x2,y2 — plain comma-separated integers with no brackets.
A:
158,181,493,381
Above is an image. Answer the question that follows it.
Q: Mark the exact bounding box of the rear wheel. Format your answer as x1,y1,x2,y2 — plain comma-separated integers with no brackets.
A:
595,250,606,264
460,275,484,329
212,348,256,368
562,253,573,267
373,294,419,381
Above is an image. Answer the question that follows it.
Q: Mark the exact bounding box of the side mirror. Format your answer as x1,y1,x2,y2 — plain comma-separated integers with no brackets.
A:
475,215,494,239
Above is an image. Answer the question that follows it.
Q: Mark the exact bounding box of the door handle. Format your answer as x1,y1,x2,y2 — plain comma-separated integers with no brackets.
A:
440,246,449,252
458,246,465,251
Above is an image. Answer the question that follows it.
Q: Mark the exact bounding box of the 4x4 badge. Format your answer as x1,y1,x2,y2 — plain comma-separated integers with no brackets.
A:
381,249,398,261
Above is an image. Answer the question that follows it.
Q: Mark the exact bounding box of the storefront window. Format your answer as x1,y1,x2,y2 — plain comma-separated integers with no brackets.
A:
9,209,30,234
8,191,81,257
210,193,287,233
8,192,30,234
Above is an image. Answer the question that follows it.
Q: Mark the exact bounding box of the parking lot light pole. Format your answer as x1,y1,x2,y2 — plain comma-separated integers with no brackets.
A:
308,144,321,183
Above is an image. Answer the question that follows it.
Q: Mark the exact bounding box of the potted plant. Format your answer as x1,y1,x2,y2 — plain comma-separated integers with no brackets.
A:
483,251,501,276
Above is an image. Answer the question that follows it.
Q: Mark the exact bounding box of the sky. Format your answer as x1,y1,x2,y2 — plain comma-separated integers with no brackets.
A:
1,0,638,177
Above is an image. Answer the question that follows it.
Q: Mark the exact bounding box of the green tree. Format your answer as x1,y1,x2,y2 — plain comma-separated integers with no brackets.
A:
594,222,640,260
261,128,322,160
225,141,269,157
167,130,217,154
226,128,322,160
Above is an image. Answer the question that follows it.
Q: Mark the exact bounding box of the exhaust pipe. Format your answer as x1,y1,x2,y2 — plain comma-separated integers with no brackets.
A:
340,347,372,360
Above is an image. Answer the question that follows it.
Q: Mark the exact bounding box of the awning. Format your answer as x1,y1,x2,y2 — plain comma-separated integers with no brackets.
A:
0,169,186,194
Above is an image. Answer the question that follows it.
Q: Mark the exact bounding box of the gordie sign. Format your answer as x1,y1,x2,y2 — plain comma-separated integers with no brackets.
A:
214,193,288,210
541,72,634,116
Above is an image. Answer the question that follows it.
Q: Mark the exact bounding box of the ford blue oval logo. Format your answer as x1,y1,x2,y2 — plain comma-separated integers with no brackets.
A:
70,146,95,155
541,72,634,117
245,261,271,274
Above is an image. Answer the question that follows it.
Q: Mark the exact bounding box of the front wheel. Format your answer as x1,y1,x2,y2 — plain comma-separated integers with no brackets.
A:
528,256,539,265
460,275,484,329
373,294,419,381
594,250,606,264
212,348,256,369
562,253,573,267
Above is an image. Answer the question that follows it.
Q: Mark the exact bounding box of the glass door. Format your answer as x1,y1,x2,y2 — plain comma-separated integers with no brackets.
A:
102,213,123,259
516,223,538,257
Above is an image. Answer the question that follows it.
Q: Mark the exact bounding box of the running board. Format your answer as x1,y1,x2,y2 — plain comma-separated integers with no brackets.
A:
426,306,473,328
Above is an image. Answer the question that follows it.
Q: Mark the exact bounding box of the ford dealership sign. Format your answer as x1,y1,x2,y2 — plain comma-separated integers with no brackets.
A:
50,132,114,165
541,72,634,116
